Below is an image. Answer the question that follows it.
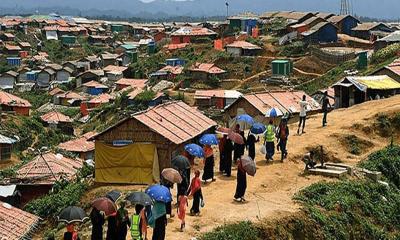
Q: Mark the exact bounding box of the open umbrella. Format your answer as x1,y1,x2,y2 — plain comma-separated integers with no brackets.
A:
145,185,172,203
250,123,266,135
161,168,182,184
241,156,256,176
184,143,204,158
216,127,231,135
199,134,219,145
106,190,121,202
58,206,88,224
92,197,117,216
125,192,153,206
265,107,283,118
228,131,244,144
172,155,191,170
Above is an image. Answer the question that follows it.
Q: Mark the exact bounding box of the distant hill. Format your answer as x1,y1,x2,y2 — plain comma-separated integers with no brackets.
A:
1,0,399,20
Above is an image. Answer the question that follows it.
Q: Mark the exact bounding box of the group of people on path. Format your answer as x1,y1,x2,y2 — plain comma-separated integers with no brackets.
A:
65,93,332,240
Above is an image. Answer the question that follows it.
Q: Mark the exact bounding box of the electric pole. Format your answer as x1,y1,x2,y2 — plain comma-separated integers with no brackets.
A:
340,0,351,15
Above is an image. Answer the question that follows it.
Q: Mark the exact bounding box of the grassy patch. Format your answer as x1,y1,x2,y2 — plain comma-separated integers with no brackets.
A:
200,221,260,240
202,146,400,239
341,134,373,155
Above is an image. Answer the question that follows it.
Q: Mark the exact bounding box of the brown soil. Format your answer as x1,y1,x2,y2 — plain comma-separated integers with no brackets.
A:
36,96,400,240
294,56,335,75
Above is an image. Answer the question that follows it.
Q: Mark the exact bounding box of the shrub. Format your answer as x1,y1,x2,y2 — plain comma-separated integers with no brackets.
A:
200,221,260,240
359,145,400,187
370,43,400,64
279,41,307,57
24,181,88,219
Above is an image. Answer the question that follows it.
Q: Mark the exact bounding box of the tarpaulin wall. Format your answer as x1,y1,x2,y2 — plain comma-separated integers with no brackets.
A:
95,142,160,184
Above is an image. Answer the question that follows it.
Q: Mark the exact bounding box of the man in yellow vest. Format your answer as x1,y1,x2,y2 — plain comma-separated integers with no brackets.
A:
264,119,276,162
130,205,146,240
130,213,142,240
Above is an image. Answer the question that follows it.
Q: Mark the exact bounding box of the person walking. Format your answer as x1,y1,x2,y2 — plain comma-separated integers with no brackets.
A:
116,201,130,240
264,119,276,162
218,135,227,173
246,133,259,160
233,158,247,202
160,178,174,218
223,137,234,177
233,124,246,163
276,118,289,162
130,204,147,240
202,145,216,182
177,195,188,231
151,202,167,240
106,213,117,240
188,170,203,216
90,207,105,240
297,95,309,135
322,91,332,127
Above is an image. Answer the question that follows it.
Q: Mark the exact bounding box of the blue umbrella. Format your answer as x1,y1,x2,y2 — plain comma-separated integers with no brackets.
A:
265,107,283,118
236,114,255,125
184,143,205,158
199,134,219,145
145,185,172,203
250,123,266,134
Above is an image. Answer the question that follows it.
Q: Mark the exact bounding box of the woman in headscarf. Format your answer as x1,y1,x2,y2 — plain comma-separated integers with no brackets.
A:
202,144,215,182
218,135,227,173
246,133,259,160
234,158,247,202
90,207,105,240
233,124,246,163
106,213,117,240
160,177,174,218
188,170,202,216
223,136,234,177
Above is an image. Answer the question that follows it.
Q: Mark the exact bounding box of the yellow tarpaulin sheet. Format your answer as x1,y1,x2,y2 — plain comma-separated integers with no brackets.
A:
358,76,400,90
95,142,160,184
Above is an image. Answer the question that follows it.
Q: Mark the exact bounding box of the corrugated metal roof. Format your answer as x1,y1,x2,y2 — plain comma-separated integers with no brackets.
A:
15,152,83,185
40,111,73,124
351,75,400,90
133,101,217,144
0,201,40,239
189,63,226,74
241,91,320,115
0,91,31,108
226,41,262,50
171,27,217,36
58,133,95,153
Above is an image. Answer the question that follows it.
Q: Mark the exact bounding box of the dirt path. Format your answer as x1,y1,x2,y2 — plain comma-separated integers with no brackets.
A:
159,96,400,239
293,67,322,77
45,96,400,240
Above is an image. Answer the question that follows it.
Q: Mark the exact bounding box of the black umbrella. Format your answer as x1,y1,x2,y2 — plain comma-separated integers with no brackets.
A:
125,192,153,206
106,190,122,202
58,206,88,224
171,155,190,170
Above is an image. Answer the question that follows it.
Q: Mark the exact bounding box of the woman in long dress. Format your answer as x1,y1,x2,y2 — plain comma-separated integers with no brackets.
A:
90,207,104,240
234,159,247,202
246,133,259,160
202,145,215,182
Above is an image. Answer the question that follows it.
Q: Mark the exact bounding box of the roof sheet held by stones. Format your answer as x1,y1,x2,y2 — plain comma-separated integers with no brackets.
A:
132,101,217,144
0,201,40,239
15,152,83,185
